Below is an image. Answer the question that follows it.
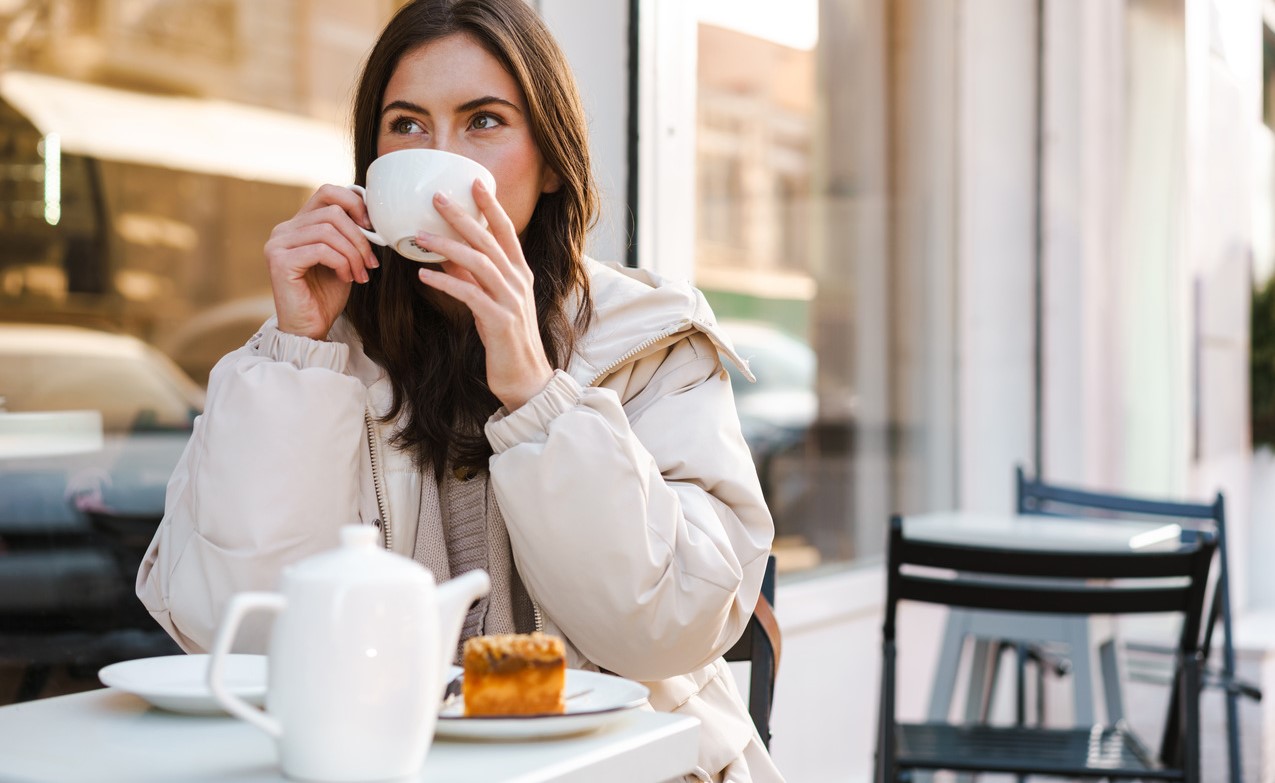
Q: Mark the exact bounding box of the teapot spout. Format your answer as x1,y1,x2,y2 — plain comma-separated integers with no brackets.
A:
436,569,491,664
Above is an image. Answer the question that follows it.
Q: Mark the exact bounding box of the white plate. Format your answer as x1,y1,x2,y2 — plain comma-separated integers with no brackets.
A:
435,668,649,740
99,654,267,715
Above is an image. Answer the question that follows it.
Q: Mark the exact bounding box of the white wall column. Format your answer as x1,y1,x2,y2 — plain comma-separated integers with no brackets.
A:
536,0,632,266
537,0,697,281
956,0,1038,511
1182,0,1262,611
1041,0,1127,488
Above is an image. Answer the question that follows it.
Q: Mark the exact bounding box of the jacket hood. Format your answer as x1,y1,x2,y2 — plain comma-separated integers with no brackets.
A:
326,256,756,398
572,258,754,387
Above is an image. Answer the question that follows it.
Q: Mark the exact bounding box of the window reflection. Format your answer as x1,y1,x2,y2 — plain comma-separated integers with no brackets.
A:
697,1,921,574
697,10,831,574
0,0,397,705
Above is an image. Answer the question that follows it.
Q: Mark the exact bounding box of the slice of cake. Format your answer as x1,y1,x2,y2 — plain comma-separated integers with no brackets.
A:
462,632,566,717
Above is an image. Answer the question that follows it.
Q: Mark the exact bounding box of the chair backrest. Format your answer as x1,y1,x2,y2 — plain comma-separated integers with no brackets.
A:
1015,464,1223,524
724,554,778,749
883,516,1215,653
1014,465,1231,659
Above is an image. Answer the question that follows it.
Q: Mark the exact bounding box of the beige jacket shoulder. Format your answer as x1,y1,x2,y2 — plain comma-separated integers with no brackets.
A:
137,258,781,782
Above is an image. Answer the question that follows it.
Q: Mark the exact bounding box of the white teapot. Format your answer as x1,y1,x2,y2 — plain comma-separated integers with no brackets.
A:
207,525,490,782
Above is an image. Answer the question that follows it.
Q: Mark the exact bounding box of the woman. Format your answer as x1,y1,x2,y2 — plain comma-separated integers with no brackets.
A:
137,1,780,780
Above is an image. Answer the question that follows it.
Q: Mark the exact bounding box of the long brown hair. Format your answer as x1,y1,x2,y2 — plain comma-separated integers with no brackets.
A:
345,0,597,478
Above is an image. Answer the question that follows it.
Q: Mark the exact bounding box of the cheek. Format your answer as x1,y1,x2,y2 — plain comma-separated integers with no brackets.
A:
490,164,546,232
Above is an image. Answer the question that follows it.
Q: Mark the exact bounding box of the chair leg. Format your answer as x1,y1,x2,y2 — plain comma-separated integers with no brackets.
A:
878,641,898,783
1184,654,1203,783
1161,677,1183,769
965,639,994,724
928,610,970,721
1218,591,1244,783
1014,642,1028,726
1062,620,1096,726
1223,684,1243,783
1099,638,1125,723
1034,651,1046,725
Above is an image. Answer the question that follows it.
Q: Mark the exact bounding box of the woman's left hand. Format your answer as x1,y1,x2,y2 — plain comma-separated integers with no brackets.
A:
415,179,554,411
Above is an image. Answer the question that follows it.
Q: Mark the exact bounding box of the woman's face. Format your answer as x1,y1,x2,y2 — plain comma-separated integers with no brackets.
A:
377,34,559,237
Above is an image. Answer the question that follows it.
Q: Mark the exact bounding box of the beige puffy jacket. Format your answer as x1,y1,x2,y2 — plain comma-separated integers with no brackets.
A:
137,258,782,782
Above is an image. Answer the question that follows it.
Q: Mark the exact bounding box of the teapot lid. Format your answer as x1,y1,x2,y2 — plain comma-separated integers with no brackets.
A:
283,524,432,586
339,525,378,550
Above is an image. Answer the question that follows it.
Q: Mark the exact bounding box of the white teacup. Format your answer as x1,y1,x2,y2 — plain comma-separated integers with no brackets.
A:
349,148,496,263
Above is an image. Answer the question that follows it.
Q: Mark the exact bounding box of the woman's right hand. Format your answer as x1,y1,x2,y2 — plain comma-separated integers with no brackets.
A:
264,185,380,341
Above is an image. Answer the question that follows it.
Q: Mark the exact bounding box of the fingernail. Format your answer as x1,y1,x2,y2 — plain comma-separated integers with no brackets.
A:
368,255,379,269
434,192,450,206
474,178,488,193
416,232,433,246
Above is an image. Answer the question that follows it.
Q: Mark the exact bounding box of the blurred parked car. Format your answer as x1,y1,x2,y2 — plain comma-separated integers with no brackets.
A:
719,319,819,522
0,324,204,701
721,319,817,453
0,323,205,517
720,320,844,570
158,294,275,387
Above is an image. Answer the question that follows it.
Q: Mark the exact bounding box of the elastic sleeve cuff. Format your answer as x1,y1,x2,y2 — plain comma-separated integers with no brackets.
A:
485,370,583,453
251,323,349,372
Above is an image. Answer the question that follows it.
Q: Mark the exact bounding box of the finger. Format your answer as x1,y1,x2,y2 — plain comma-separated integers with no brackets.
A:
276,221,371,283
432,190,507,267
281,244,360,285
414,231,509,298
293,185,378,268
416,265,489,314
471,178,524,272
304,184,374,231
307,205,379,272
283,205,379,272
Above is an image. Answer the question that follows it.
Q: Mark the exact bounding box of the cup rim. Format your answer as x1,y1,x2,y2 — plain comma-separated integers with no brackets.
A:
367,148,492,180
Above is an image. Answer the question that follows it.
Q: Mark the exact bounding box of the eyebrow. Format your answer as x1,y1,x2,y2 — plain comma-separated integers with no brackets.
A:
380,96,523,117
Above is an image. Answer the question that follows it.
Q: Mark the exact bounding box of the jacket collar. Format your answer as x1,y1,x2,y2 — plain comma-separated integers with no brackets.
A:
570,257,753,387
330,256,755,405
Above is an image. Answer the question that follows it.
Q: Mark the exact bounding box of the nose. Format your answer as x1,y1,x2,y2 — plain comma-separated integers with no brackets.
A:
432,134,461,157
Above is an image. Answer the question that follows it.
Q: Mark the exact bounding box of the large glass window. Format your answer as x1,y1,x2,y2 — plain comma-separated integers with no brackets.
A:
0,0,401,706
694,0,957,576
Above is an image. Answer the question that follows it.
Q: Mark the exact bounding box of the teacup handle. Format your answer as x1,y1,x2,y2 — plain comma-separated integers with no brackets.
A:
207,592,286,738
346,185,388,247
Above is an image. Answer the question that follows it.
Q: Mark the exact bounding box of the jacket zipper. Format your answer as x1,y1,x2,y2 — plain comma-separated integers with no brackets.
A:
585,323,686,387
365,406,392,551
585,315,751,387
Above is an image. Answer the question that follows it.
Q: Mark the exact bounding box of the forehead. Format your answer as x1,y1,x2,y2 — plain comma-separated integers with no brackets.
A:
384,33,526,110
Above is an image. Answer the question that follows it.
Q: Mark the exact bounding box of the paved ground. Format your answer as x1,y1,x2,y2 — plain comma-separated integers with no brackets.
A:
925,640,1265,782
1120,653,1263,783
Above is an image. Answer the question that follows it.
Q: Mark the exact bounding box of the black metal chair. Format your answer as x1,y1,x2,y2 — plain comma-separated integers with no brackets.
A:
876,515,1216,782
1016,465,1260,783
724,554,779,749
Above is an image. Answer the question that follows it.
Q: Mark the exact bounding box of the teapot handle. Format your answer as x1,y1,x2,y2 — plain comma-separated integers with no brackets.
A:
207,592,286,738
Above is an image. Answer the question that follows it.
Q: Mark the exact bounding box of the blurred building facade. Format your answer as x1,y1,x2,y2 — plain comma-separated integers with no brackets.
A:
0,0,402,383
2,0,397,121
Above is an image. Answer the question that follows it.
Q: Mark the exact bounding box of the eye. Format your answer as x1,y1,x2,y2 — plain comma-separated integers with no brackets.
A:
470,113,504,131
389,116,424,134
